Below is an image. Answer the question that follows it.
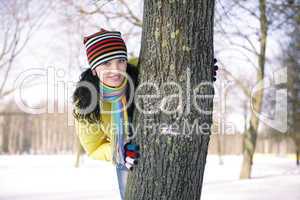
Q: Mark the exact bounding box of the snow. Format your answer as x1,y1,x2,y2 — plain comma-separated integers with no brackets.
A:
0,154,299,200
0,155,120,200
202,155,300,200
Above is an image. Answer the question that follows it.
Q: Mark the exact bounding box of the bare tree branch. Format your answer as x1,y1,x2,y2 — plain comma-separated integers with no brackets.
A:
221,67,252,98
0,0,52,98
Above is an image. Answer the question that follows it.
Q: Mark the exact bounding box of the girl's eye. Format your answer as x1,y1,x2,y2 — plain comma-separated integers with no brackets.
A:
119,59,126,63
101,61,110,66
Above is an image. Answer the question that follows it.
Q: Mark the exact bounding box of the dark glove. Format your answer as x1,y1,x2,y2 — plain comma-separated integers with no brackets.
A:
123,141,140,170
213,58,219,82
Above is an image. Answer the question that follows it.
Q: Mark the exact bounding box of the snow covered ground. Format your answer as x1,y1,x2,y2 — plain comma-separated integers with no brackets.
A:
0,154,299,200
202,155,300,200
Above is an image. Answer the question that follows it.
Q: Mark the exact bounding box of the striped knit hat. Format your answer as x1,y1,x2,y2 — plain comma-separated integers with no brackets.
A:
83,28,127,70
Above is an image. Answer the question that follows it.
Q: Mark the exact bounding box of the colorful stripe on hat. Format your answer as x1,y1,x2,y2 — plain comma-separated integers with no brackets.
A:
83,28,128,70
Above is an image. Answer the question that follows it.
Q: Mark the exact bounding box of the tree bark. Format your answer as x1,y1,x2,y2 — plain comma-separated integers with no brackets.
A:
126,1,215,199
240,0,267,179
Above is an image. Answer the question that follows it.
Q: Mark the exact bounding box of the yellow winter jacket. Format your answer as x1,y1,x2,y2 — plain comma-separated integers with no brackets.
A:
74,101,114,162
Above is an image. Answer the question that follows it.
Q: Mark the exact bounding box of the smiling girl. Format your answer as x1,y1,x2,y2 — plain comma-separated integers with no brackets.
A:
72,28,140,200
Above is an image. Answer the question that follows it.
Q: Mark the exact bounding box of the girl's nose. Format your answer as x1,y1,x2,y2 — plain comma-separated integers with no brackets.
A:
111,61,122,71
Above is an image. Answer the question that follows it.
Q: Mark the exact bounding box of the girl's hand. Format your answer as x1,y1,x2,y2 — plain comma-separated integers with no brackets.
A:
124,142,140,170
213,58,219,82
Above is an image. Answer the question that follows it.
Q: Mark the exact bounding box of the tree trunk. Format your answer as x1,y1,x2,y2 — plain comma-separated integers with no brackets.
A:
75,137,84,168
240,0,267,179
1,115,11,153
294,137,300,166
126,1,215,199
216,131,224,165
297,150,299,166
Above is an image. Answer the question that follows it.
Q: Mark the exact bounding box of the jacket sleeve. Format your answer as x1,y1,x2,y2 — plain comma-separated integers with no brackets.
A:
75,118,112,162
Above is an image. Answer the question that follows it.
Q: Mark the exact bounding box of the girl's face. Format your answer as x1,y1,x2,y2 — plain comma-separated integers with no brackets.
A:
92,58,127,87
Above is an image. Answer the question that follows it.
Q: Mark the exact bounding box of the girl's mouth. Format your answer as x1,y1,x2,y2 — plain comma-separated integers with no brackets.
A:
107,75,121,81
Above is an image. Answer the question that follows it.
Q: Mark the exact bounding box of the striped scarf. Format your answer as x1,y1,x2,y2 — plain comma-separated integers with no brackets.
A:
99,78,129,165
